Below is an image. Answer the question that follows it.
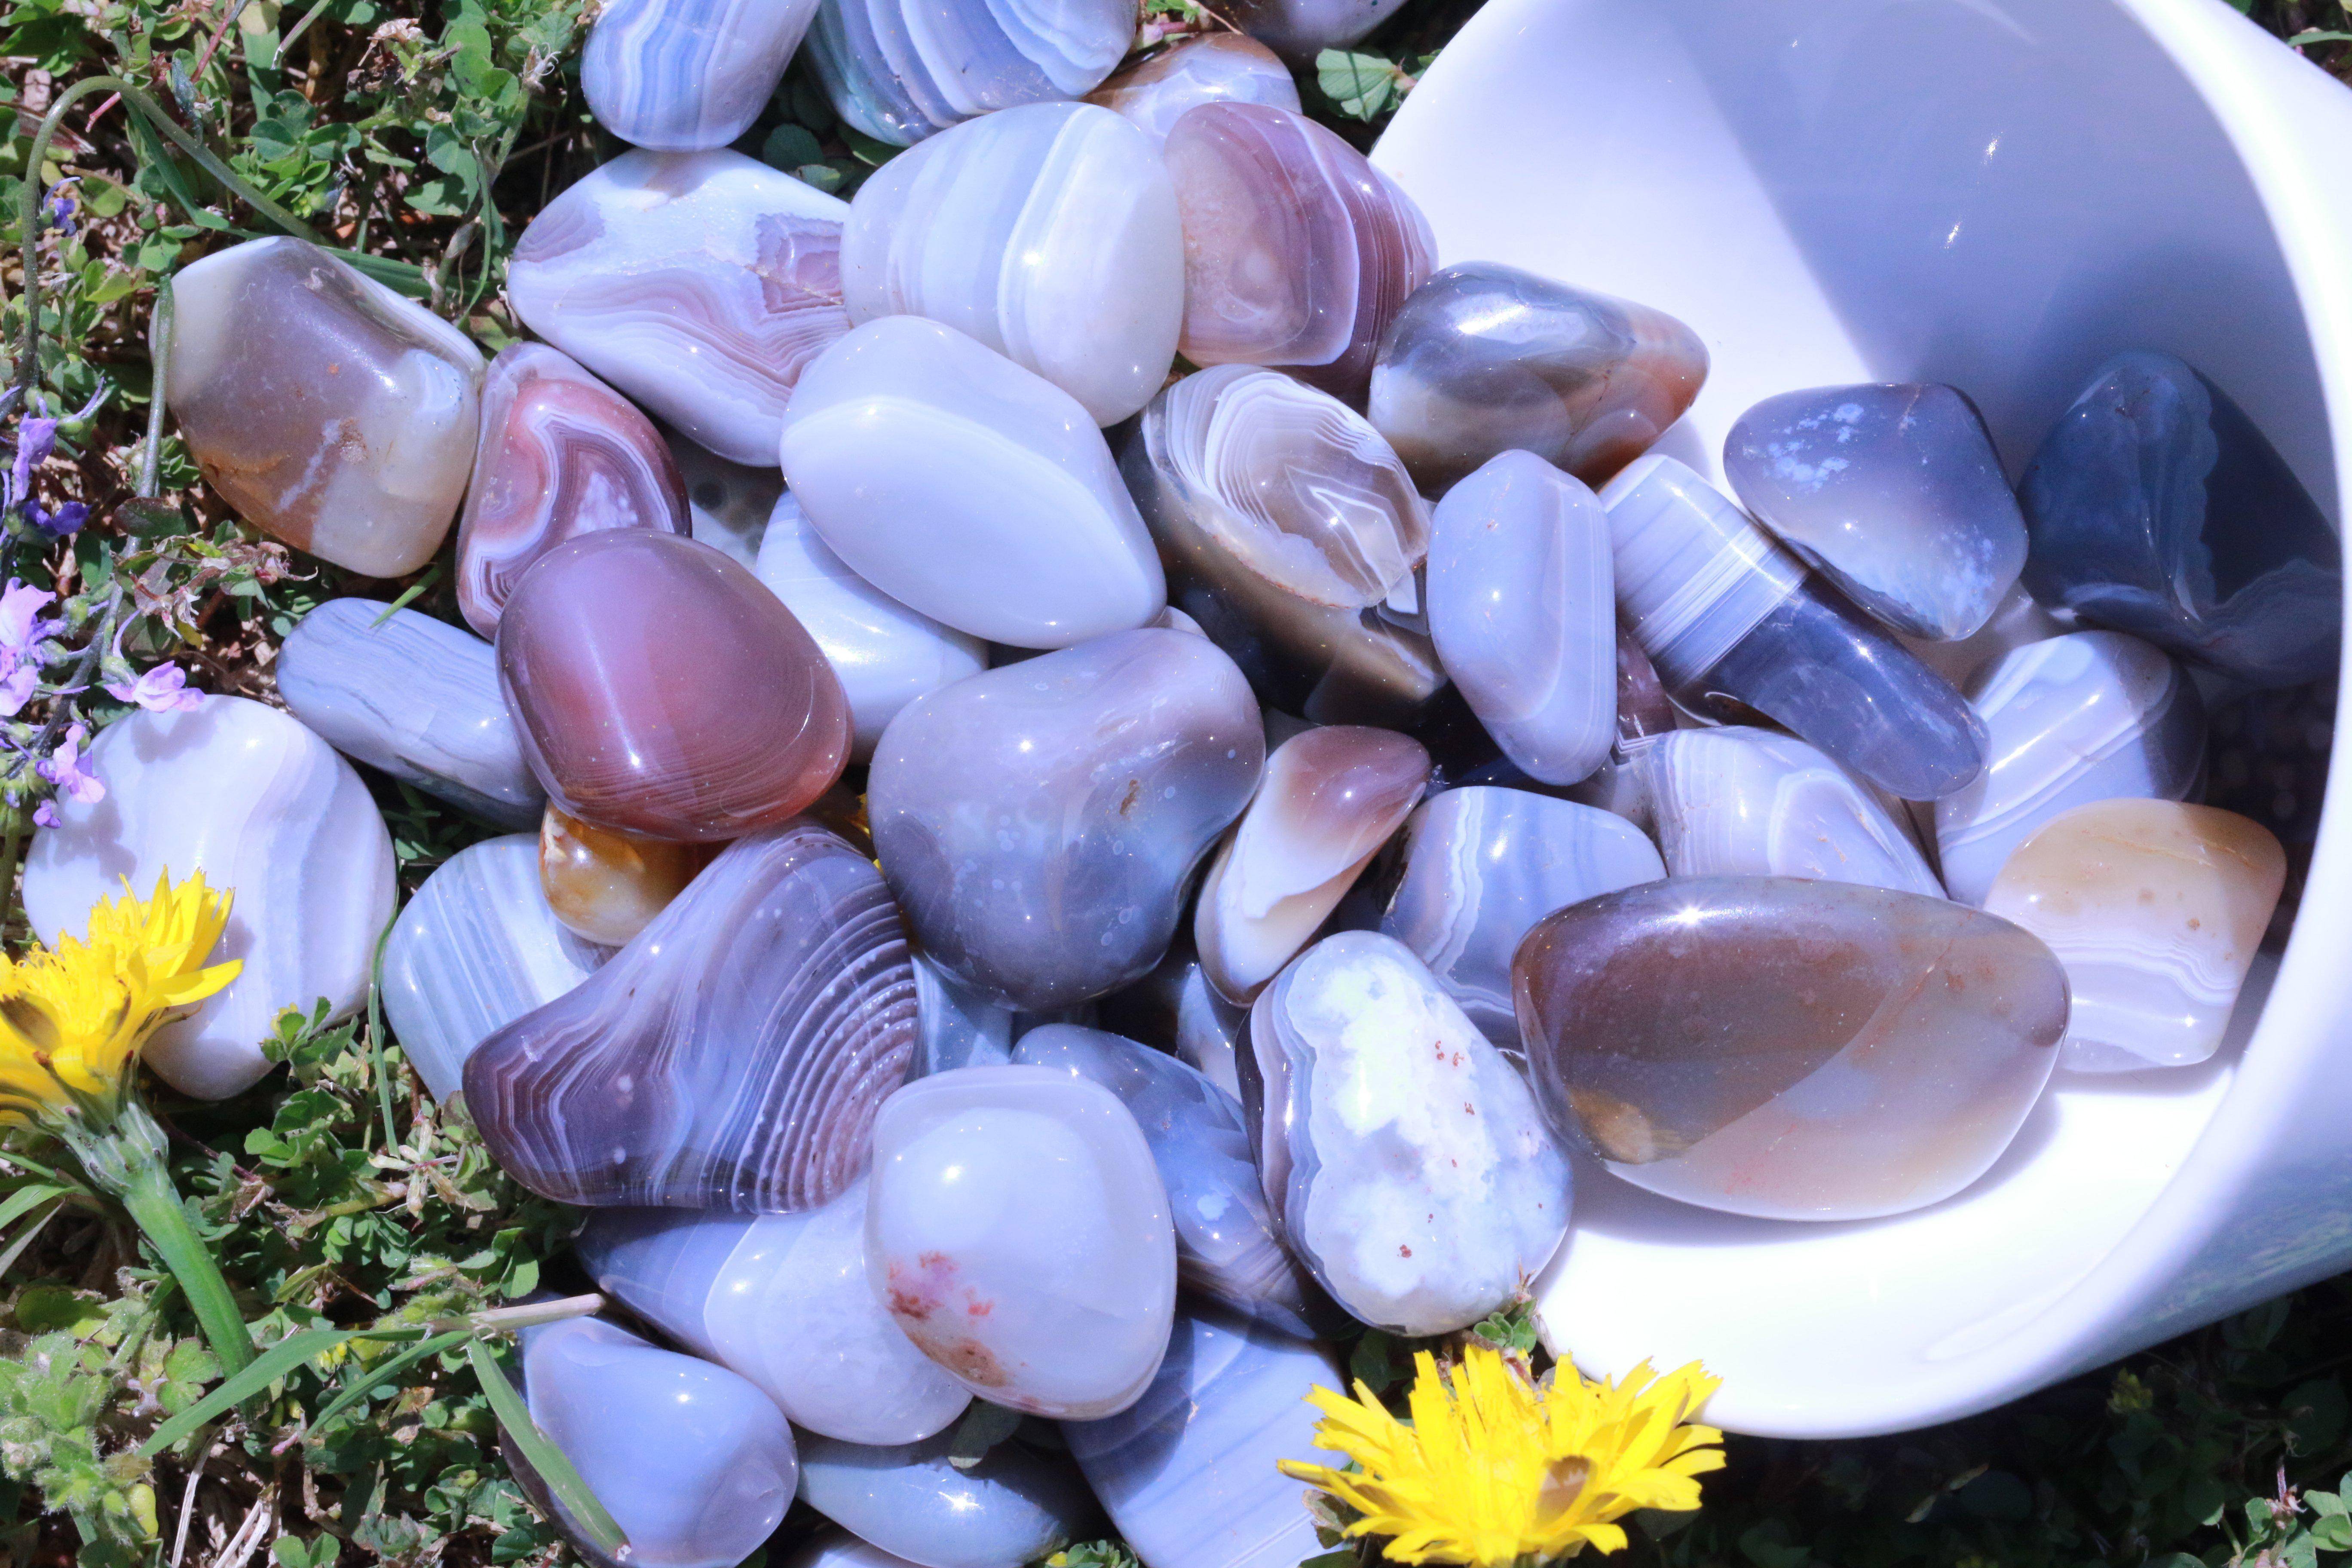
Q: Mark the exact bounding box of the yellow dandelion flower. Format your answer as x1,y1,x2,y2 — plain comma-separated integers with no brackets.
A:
1280,1344,1725,1567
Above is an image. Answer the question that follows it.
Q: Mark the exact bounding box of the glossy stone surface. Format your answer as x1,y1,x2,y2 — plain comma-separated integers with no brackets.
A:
1217,0,1409,60
1370,262,1707,493
671,430,780,568
1427,451,1614,784
518,1316,796,1568
1247,931,1571,1334
1601,456,1986,801
756,493,986,759
1724,383,2027,642
276,598,542,829
537,805,711,947
1166,104,1433,401
1097,946,1247,1099
1194,725,1427,1003
464,821,916,1210
578,1180,968,1444
582,0,819,150
383,835,607,1101
808,0,1137,146
1015,1025,1328,1336
2020,350,2341,687
1380,787,1663,1053
783,1537,920,1568
25,698,395,1099
843,104,1182,425
1984,799,2283,1072
1645,727,1943,897
169,237,482,576
508,150,849,465
1515,876,2070,1219
1086,34,1299,144
1935,631,2208,905
499,530,849,842
867,1065,1177,1417
870,628,1263,1010
794,1432,1095,1568
780,317,1165,648
457,343,686,638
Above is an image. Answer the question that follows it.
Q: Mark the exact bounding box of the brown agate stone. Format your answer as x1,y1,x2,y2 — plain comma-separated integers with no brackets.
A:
539,804,715,946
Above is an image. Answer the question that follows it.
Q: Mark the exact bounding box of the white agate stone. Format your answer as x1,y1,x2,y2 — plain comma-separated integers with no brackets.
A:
582,0,820,152
1645,726,1943,897
842,103,1184,425
866,1064,1177,1418
382,836,606,1101
755,493,986,759
793,1431,1095,1568
784,1537,920,1568
670,426,782,568
1427,451,1614,786
1936,631,2207,904
577,1179,970,1445
779,317,1166,647
25,698,396,1099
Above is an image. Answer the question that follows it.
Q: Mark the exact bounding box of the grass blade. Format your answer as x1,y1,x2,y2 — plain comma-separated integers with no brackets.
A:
141,1325,384,1456
304,1328,471,1440
466,1338,628,1557
0,1196,66,1280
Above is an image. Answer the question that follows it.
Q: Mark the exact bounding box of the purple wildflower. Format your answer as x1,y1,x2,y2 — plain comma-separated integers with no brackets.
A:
23,499,87,539
0,581,61,719
37,723,104,819
41,185,77,239
106,661,202,714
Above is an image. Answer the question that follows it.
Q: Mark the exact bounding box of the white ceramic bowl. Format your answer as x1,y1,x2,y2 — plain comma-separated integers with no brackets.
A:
1372,0,2352,1438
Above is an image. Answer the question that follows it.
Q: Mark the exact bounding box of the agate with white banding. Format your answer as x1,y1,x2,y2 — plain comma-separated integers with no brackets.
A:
464,821,917,1210
25,698,396,1099
1935,631,2207,905
582,0,820,150
780,317,1165,648
1645,727,1943,897
1984,799,2284,1072
537,805,710,948
577,1179,969,1445
842,103,1183,425
382,836,607,1101
1246,932,1571,1334
808,0,1137,145
1086,34,1299,144
508,150,849,465
276,599,543,828
870,628,1263,1011
794,1431,1096,1568
866,1066,1177,1417
168,237,483,576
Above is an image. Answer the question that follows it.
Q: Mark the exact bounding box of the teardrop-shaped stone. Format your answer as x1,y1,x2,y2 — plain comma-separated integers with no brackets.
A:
537,804,714,947
1086,34,1299,145
870,627,1263,1011
582,0,820,151
1645,726,1943,897
498,530,850,842
866,1065,1177,1417
464,820,916,1210
793,1430,1097,1568
1514,876,2069,1219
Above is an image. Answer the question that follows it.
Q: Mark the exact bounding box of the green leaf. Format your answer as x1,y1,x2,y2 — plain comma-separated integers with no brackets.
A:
842,128,902,167
1316,48,1410,122
2290,28,2352,43
466,1338,629,1558
760,123,823,172
944,1398,1022,1471
139,1325,392,1455
1348,1329,1401,1394
304,1328,471,1439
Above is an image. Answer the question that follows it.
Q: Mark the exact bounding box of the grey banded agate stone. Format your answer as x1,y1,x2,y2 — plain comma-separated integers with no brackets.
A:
2020,350,2341,688
463,821,917,1211
794,1431,1096,1568
276,598,543,829
1514,876,2069,1220
1097,944,1249,1099
808,0,1137,146
1724,383,2028,642
869,628,1265,1011
1086,34,1300,145
582,0,820,151
1246,931,1571,1335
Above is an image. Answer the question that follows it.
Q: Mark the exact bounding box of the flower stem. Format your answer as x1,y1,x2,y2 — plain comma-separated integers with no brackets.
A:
95,1112,254,1375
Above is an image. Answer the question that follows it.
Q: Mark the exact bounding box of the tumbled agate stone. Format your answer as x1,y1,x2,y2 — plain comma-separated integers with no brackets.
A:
1015,1025,1329,1337
870,628,1263,1011
1219,0,1410,60
1380,787,1663,1053
787,1538,921,1568
843,103,1182,425
26,698,396,1099
1063,1309,1340,1568
517,1316,796,1568
582,0,819,150
795,1432,1095,1568
1370,262,1706,492
1984,799,2283,1072
1515,877,2069,1219
508,150,849,465
781,317,1166,648
457,343,686,638
1246,932,1571,1334
670,426,781,567
2020,350,2341,687
498,530,848,842
808,0,1137,145
1724,383,2027,642
383,835,608,1101
911,952,1015,1078
866,1065,1177,1418
1194,724,1428,1003
1097,945,1249,1099
1165,103,1433,401
169,237,482,576
276,599,543,829
464,821,916,1210
578,1180,968,1445
538,805,710,947
1935,631,2207,905
1645,727,1943,897
1086,34,1300,144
